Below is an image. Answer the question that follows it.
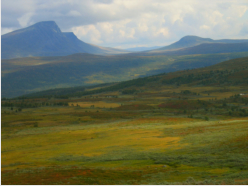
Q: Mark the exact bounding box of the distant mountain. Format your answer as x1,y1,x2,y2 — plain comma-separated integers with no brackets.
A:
125,46,161,52
156,35,248,51
1,21,127,59
158,42,248,55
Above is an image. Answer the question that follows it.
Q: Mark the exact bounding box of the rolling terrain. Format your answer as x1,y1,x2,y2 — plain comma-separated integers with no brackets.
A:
2,52,248,98
2,56,248,184
20,56,248,98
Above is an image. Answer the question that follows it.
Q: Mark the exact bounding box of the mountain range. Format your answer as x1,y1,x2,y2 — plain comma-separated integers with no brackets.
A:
2,21,248,59
1,21,248,98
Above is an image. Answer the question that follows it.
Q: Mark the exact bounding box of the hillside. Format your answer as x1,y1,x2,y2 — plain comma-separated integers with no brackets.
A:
159,42,248,55
1,21,127,59
2,52,248,98
20,56,248,99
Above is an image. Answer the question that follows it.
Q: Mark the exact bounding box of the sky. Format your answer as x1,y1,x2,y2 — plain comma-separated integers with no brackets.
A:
1,0,248,49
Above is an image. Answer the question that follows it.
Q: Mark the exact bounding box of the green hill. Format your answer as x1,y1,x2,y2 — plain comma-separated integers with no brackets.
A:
20,56,248,99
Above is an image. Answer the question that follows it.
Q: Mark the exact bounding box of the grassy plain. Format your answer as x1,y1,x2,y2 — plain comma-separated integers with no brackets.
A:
2,82,248,184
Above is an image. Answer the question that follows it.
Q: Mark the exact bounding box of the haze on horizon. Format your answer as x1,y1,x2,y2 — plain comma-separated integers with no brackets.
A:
2,0,248,49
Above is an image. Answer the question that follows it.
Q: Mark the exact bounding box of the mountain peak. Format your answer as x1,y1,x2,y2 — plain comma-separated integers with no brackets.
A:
2,21,62,38
29,21,62,33
157,35,214,51
32,21,57,26
1,21,126,59
179,35,213,42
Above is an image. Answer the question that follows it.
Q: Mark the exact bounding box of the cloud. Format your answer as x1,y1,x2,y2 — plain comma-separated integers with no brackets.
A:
72,25,103,44
1,0,248,48
1,0,35,28
156,28,169,37
67,10,81,17
18,12,35,27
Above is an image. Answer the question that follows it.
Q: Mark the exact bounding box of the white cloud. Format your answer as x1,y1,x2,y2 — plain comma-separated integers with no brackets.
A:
67,10,81,17
72,25,103,44
17,12,34,27
156,28,169,37
200,25,210,30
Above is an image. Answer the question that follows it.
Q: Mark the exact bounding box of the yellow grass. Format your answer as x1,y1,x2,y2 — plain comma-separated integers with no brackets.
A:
85,79,104,84
208,168,230,174
2,116,188,171
100,91,120,96
69,101,121,108
150,97,172,100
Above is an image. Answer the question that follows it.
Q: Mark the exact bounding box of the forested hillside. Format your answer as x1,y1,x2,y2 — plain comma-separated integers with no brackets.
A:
20,56,248,99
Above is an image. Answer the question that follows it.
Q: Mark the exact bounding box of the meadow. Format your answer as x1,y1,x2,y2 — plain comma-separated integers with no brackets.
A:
2,82,248,184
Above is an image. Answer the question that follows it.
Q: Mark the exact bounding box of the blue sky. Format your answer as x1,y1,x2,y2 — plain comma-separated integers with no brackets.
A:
1,0,248,49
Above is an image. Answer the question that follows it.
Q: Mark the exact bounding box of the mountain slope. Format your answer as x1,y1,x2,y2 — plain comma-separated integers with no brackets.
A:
159,42,248,55
156,35,248,51
1,21,127,59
